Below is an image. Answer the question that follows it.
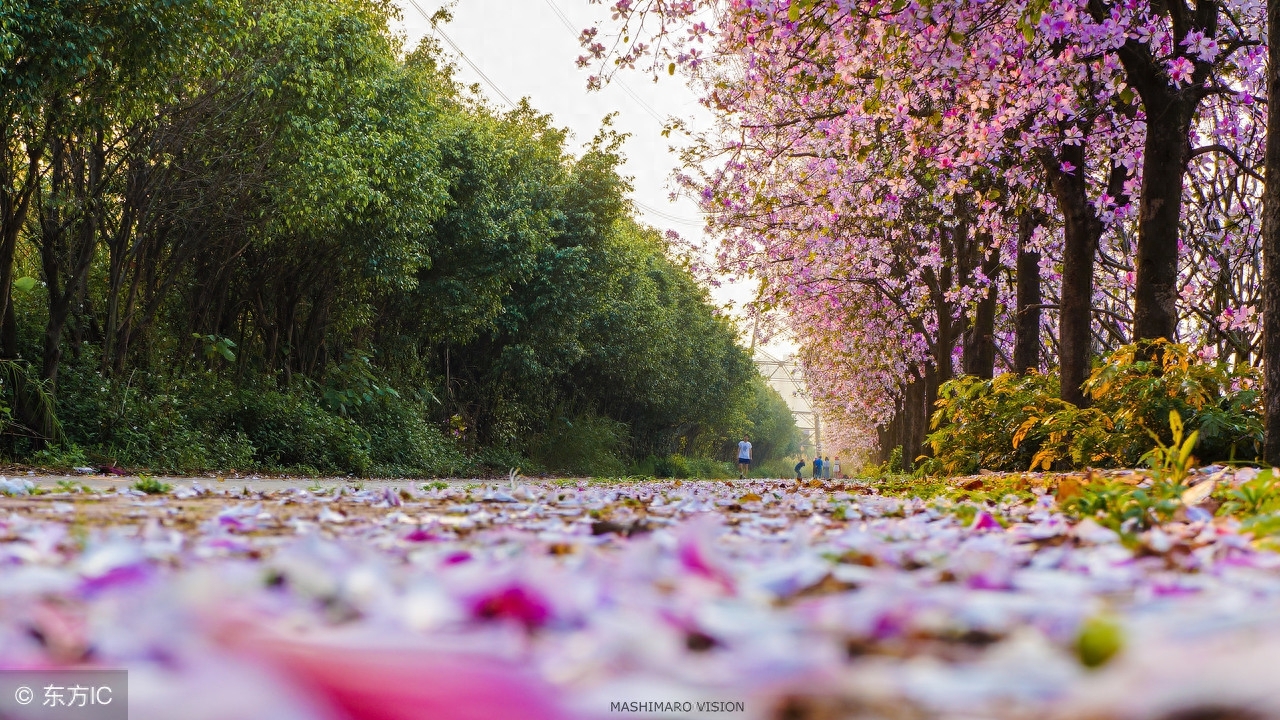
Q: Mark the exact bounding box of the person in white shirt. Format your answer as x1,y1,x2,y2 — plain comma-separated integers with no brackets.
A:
737,436,752,479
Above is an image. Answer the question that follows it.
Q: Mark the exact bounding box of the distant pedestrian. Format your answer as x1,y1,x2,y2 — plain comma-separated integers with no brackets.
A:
833,456,842,479
812,455,823,480
793,458,805,481
737,435,752,479
823,456,832,480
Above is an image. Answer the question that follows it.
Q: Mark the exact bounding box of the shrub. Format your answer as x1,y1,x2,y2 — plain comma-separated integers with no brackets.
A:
637,453,733,479
749,457,800,479
528,412,628,476
132,475,173,495
52,363,254,472
1083,340,1261,465
354,394,468,477
922,340,1261,475
230,389,371,475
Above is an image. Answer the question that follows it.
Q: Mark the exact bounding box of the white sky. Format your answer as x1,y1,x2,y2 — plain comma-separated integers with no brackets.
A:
390,0,796,358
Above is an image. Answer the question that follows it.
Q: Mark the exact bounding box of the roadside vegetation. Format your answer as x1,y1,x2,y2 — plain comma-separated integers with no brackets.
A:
0,0,799,477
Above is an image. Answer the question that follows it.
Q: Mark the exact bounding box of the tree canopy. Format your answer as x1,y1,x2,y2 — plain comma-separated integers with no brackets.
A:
0,0,796,476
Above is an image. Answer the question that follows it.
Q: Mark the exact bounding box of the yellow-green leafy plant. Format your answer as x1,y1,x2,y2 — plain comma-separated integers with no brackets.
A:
923,371,1113,475
1139,410,1198,485
923,340,1261,476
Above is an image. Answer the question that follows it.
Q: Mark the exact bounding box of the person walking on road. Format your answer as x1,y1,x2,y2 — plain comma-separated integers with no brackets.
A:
823,456,833,480
833,456,842,479
737,435,753,479
812,455,823,480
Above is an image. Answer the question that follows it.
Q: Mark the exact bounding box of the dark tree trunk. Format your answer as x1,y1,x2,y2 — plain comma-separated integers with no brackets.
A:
876,409,901,464
1132,94,1194,342
1014,212,1042,374
1042,144,1102,407
0,290,15,359
0,124,47,359
897,371,931,471
1263,0,1280,465
962,236,998,379
39,131,102,386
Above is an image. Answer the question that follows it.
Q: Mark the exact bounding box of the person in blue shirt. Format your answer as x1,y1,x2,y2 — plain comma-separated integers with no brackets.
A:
793,458,805,481
812,455,823,480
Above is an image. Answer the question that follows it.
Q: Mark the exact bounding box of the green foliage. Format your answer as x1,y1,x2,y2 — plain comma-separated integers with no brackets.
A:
131,475,172,495
1083,340,1261,465
0,0,769,479
231,389,371,475
29,443,90,470
1138,410,1198,485
529,412,628,477
0,359,62,444
865,445,906,479
923,340,1261,475
52,363,255,472
1060,478,1183,533
193,334,237,363
1218,471,1280,517
356,395,468,477
323,352,401,417
634,454,734,479
921,371,1113,476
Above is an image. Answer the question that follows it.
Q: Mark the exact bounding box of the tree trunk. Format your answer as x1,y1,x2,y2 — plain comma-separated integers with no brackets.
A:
898,371,931,471
1263,0,1280,465
1131,95,1194,342
1014,212,1042,374
1042,144,1103,407
0,123,47,359
962,235,998,379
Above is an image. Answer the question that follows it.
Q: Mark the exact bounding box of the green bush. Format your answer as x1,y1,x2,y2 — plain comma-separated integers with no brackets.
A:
750,457,801,479
230,389,371,475
52,359,368,475
1082,340,1261,465
52,363,255,472
354,394,468,476
636,453,733,479
922,340,1261,476
528,412,628,476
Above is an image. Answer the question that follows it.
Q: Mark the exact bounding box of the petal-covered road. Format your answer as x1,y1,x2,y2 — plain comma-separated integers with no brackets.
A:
2,474,1280,720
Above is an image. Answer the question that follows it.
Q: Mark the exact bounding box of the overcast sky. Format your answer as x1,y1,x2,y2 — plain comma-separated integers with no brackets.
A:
389,0,794,358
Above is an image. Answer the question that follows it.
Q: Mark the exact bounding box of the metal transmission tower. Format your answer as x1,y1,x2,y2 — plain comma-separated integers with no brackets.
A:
753,349,820,456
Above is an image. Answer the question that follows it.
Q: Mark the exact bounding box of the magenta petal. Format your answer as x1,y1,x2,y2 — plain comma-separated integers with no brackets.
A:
471,585,552,630
971,512,1001,531
403,528,438,543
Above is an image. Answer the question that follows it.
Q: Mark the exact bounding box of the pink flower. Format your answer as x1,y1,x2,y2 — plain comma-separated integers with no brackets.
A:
971,512,1001,531
228,630,571,720
1166,56,1195,86
471,584,553,631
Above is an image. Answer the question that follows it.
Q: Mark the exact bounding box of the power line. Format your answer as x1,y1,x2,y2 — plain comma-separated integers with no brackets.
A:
633,200,705,226
406,1,708,230
538,0,668,125
404,0,517,107
535,0,709,228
